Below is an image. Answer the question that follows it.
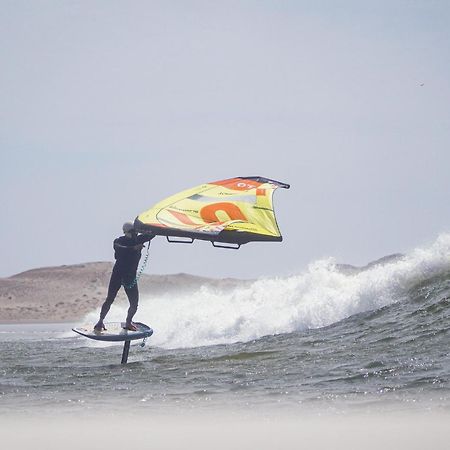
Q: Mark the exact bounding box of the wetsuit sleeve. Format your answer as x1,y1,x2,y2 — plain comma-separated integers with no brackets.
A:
113,237,136,250
137,233,154,244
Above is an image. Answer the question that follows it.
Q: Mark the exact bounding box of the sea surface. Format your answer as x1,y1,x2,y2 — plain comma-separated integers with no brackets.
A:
1,234,449,417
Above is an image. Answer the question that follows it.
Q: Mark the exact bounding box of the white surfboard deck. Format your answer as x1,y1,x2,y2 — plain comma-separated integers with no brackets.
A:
72,322,153,342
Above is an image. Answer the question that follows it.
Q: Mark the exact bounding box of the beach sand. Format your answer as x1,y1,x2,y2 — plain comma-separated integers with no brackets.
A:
2,413,449,450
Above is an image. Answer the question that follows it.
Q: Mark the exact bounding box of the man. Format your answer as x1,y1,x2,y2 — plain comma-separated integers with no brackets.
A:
94,222,154,332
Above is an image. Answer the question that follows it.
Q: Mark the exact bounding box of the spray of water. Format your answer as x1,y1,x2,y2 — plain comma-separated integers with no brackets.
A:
83,233,450,349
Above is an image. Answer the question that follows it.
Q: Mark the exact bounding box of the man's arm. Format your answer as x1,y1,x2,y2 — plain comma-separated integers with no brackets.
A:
136,233,155,245
113,233,155,251
114,242,143,250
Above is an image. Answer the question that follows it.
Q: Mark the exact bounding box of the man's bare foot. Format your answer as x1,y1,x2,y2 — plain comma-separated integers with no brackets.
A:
124,323,137,331
94,322,106,331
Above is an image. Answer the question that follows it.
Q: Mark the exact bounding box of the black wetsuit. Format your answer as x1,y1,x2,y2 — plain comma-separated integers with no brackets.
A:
99,233,153,325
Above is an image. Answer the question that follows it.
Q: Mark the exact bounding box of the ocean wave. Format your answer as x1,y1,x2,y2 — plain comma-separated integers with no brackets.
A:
83,233,450,349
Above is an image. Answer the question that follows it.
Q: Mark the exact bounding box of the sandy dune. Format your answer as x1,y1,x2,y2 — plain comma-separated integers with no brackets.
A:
0,262,217,323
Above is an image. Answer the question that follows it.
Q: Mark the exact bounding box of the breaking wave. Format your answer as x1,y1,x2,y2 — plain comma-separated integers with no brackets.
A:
84,233,450,349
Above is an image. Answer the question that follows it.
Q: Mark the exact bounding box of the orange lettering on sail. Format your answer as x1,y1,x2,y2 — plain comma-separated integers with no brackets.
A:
210,178,261,191
200,202,247,223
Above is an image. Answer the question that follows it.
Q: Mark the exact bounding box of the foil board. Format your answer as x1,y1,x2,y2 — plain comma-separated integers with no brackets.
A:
72,322,153,342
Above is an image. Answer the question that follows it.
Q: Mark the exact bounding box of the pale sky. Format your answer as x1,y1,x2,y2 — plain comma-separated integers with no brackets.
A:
1,1,449,279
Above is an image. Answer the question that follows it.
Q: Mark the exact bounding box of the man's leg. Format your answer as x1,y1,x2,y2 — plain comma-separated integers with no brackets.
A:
124,284,139,329
94,268,122,330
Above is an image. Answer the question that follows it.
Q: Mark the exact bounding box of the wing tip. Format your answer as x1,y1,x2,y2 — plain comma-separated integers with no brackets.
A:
238,176,290,189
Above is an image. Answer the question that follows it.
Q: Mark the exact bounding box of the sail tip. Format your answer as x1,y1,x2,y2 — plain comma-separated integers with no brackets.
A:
238,176,290,189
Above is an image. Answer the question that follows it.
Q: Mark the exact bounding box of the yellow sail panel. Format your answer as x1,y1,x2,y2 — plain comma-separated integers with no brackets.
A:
135,177,290,245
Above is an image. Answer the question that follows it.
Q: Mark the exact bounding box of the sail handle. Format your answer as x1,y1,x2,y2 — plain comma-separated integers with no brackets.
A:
166,236,194,244
212,241,241,250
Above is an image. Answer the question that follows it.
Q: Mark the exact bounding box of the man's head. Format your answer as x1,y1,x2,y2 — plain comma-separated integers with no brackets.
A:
122,221,135,236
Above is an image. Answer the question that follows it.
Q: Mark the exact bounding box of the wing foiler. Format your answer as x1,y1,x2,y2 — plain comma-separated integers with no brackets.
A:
134,176,290,248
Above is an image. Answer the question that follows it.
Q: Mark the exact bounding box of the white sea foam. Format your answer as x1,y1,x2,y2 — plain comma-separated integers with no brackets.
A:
84,233,450,349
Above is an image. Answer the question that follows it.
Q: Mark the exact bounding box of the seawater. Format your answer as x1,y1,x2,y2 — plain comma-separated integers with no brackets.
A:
1,234,449,416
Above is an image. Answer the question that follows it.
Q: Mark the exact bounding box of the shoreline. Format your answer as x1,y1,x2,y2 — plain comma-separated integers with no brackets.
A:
0,319,76,325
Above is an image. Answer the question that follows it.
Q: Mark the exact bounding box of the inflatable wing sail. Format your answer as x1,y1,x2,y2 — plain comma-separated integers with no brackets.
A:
134,176,290,247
